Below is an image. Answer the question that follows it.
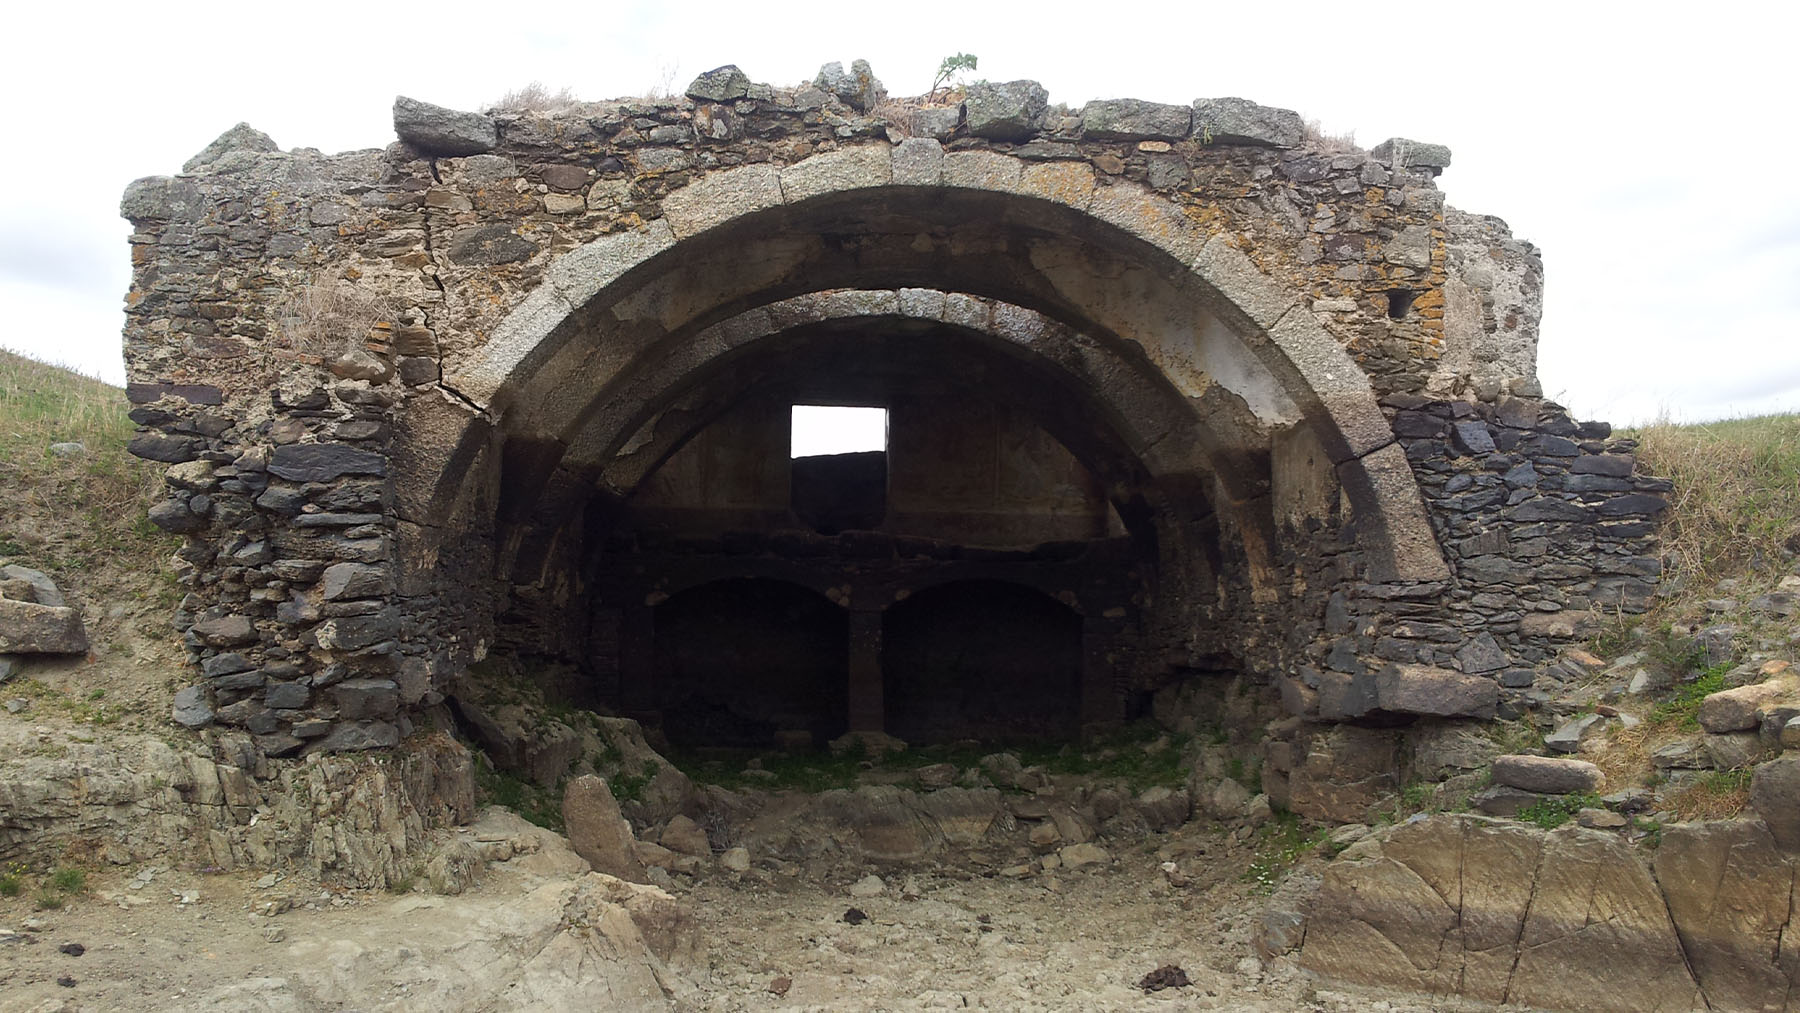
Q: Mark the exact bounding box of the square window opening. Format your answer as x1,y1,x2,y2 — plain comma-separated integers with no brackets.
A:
791,405,888,458
790,404,888,534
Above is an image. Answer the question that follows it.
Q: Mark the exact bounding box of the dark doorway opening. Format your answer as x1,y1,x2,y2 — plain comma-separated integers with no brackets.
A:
882,580,1082,744
652,578,848,748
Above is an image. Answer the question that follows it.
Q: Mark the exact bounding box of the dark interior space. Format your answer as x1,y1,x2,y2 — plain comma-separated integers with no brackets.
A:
560,322,1170,748
791,450,887,534
882,579,1083,744
651,578,849,748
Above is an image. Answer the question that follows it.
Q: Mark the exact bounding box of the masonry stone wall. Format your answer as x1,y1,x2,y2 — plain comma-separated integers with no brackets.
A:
119,62,1664,755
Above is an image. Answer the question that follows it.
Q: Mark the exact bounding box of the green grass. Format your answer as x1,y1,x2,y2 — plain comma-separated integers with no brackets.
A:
1515,792,1602,830
1647,663,1731,730
0,349,175,591
1243,810,1327,893
668,722,1189,795
473,754,565,831
1667,766,1754,821
609,761,658,804
48,867,86,893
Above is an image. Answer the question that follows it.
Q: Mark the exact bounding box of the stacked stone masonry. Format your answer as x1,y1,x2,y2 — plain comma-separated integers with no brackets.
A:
119,63,1662,753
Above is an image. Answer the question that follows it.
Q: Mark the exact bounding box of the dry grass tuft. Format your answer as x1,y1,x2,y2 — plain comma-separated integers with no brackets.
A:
1303,119,1360,155
486,82,582,115
1631,413,1800,593
274,285,401,359
870,95,929,138
1666,767,1754,821
1592,721,1654,790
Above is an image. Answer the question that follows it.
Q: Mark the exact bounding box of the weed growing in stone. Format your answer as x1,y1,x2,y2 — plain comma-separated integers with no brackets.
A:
929,54,978,96
0,863,23,897
1647,663,1731,730
609,761,659,804
1515,793,1602,830
670,722,1188,795
1243,811,1326,894
473,754,564,832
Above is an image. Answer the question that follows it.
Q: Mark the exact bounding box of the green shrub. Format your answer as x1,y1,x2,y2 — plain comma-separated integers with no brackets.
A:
49,867,85,893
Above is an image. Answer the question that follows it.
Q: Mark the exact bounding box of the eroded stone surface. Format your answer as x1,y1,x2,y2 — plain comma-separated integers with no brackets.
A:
1296,814,1704,1011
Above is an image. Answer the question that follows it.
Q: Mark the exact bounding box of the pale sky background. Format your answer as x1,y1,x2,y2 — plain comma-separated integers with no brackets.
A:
1,0,1794,427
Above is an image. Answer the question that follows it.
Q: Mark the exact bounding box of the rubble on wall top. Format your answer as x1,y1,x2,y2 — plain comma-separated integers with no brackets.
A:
367,59,1450,164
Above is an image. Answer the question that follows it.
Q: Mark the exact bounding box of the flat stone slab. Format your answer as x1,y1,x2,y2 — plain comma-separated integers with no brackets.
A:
393,96,497,156
1492,754,1604,794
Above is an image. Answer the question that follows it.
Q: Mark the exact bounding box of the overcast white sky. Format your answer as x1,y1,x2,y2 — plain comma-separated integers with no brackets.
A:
2,1,1794,426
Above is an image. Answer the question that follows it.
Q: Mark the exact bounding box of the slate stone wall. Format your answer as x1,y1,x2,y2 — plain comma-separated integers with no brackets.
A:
118,63,1655,750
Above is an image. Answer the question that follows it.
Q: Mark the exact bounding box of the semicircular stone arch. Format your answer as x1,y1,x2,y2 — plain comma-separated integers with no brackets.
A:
412,145,1446,592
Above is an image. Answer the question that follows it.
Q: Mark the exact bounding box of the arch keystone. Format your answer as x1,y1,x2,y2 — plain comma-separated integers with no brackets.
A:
891,138,945,186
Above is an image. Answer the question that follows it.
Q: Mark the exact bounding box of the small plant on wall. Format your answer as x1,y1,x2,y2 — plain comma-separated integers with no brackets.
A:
930,53,978,99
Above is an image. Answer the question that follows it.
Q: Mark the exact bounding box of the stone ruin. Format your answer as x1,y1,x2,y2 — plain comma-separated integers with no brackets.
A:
119,62,1670,766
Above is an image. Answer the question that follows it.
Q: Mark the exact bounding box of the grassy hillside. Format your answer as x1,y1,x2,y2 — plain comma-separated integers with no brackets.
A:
1589,412,1800,820
0,350,174,607
1631,413,1800,595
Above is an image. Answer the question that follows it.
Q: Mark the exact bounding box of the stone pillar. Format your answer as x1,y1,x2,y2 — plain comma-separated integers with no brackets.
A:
847,609,885,733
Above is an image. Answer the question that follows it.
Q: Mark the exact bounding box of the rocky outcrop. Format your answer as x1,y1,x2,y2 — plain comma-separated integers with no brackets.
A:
0,722,473,887
266,865,695,1011
450,672,697,827
1753,754,1800,849
1700,670,1799,733
1654,820,1800,1013
1266,812,1800,1012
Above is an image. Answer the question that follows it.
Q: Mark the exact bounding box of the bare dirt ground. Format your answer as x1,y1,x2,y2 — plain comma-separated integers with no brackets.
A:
0,810,1523,1013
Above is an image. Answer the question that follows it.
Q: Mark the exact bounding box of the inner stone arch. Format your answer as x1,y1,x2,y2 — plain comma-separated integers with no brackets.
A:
882,579,1085,745
651,578,849,749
